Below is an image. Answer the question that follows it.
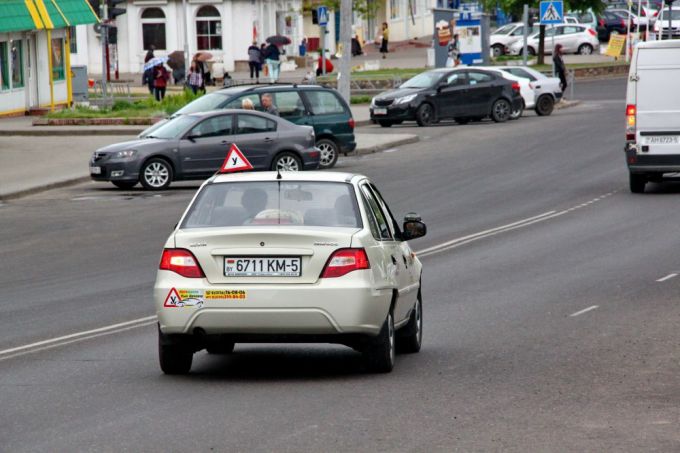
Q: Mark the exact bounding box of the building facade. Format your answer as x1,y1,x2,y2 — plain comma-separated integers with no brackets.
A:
70,0,304,75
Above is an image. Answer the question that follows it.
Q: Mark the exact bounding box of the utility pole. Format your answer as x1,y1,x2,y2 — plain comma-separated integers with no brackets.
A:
182,0,190,81
522,4,528,66
338,0,351,101
100,0,108,97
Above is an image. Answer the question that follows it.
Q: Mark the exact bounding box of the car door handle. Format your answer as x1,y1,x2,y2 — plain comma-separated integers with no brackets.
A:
391,255,398,265
264,137,274,143
402,255,408,267
221,140,230,144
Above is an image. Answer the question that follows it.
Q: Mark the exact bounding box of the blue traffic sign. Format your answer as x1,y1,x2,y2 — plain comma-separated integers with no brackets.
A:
539,0,563,24
317,6,329,26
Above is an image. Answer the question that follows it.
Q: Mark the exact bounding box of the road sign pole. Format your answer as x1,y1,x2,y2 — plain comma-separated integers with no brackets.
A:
321,25,326,75
522,4,528,66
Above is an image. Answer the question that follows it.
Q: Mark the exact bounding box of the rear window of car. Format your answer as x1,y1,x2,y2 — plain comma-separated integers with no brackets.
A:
305,91,347,115
181,181,362,229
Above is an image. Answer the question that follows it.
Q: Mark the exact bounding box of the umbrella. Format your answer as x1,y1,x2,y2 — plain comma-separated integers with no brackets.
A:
194,52,213,62
143,56,169,71
266,35,291,46
167,51,185,70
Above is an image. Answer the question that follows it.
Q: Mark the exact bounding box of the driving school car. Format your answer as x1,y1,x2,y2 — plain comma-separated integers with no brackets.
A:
155,171,427,374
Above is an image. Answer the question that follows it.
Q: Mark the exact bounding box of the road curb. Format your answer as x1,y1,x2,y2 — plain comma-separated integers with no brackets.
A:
354,134,419,155
555,99,581,110
0,176,92,201
0,128,144,136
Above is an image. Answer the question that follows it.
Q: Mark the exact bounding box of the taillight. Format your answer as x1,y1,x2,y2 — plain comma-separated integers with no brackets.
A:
511,82,520,93
626,104,636,141
348,118,355,129
587,28,597,36
654,10,659,17
159,248,205,278
621,19,626,28
320,248,370,278
599,18,605,26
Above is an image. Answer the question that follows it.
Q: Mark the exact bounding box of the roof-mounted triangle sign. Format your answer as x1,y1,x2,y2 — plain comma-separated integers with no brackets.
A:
220,144,254,173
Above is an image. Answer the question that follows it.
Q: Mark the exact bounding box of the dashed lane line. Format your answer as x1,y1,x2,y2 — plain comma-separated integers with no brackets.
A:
569,305,599,317
656,273,678,283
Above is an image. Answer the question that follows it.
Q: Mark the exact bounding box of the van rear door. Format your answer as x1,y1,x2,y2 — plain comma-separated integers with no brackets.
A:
635,47,680,155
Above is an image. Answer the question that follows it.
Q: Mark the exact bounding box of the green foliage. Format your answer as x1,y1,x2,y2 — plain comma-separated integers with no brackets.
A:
302,0,378,19
481,0,604,18
350,95,372,104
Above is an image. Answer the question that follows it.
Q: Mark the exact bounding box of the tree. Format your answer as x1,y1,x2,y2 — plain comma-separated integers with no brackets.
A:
302,0,378,19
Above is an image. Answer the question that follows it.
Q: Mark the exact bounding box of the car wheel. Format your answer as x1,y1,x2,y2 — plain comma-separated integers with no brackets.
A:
316,138,339,169
535,94,555,116
271,152,302,172
364,311,395,373
630,173,646,193
454,117,470,125
510,102,524,120
397,291,423,354
206,341,235,354
491,44,505,57
378,120,393,128
158,331,192,375
111,181,137,190
578,44,593,55
415,103,435,127
140,158,173,190
490,99,511,123
527,46,536,56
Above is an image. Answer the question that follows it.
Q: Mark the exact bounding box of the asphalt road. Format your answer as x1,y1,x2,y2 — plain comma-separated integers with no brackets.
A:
3,77,679,451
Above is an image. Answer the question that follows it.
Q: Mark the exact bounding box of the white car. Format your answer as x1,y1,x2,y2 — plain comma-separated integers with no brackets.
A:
490,22,537,57
654,7,680,38
154,171,426,374
496,66,563,116
476,66,534,118
508,24,600,56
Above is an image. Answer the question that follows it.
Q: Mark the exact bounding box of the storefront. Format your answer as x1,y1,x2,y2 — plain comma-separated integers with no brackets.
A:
0,0,98,116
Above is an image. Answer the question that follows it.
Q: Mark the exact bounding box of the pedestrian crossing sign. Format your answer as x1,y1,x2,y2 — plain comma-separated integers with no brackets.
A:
539,1,563,25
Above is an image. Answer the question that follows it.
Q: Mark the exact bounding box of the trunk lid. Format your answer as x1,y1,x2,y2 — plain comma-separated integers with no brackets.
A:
174,227,358,284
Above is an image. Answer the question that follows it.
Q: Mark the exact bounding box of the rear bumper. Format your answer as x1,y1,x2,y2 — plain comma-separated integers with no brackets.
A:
155,270,392,336
625,143,680,173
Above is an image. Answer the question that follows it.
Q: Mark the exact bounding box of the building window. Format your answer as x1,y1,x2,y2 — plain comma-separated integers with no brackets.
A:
196,5,222,50
141,8,167,50
390,0,401,19
69,26,77,54
51,38,65,81
0,42,8,90
11,40,23,89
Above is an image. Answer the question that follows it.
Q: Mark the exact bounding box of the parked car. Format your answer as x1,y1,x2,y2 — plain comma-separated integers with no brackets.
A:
507,24,599,56
477,67,534,119
496,66,563,116
653,7,680,38
490,22,537,57
370,68,523,127
596,10,629,41
608,8,650,32
625,40,680,193
155,171,427,374
143,84,355,169
565,8,598,31
90,110,319,190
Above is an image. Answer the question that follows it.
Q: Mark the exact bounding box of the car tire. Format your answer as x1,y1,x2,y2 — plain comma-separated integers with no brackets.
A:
492,44,505,57
111,181,137,190
578,44,593,55
206,341,235,354
415,103,435,127
378,120,393,128
316,138,339,169
490,99,511,123
535,94,555,116
454,117,470,125
140,157,173,191
526,47,536,56
158,332,193,375
630,173,646,193
397,291,423,354
364,311,396,373
271,152,302,172
510,102,524,120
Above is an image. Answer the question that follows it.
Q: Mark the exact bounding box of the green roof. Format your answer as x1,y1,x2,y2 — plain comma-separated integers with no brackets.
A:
54,0,99,25
43,0,69,28
0,0,44,33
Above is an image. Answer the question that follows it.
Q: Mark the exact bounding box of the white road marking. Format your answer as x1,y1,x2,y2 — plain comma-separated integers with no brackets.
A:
656,273,678,282
0,315,157,361
569,305,599,317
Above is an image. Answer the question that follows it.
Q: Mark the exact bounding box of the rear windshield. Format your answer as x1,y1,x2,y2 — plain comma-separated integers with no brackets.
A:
181,181,362,229
175,93,229,115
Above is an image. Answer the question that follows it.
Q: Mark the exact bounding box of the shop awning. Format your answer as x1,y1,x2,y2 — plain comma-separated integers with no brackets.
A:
38,0,99,28
0,0,45,33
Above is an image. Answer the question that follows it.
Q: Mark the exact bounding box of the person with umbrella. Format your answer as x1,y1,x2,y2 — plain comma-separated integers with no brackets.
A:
264,35,290,83
153,62,170,101
142,45,155,94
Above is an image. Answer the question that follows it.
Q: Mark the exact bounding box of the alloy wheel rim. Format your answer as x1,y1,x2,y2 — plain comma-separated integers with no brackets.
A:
421,105,432,123
318,143,335,166
144,162,169,187
276,156,299,171
495,101,510,120
580,45,592,55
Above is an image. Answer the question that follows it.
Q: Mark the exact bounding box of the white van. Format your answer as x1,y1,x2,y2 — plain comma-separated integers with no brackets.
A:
625,40,680,193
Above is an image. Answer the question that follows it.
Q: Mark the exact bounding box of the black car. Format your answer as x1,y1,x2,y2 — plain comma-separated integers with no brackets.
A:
597,11,628,41
90,110,319,190
370,68,524,127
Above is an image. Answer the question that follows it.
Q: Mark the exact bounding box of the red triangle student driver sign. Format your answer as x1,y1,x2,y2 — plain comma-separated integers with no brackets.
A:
220,144,254,173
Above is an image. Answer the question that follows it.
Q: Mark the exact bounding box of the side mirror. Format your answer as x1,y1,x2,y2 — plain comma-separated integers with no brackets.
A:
403,213,426,240
185,133,199,142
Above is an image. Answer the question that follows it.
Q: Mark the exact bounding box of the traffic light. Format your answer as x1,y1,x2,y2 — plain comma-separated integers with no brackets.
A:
108,26,117,44
107,0,126,20
312,9,318,24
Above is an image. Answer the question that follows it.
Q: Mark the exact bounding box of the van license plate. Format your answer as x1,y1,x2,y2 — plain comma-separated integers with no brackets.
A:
224,257,301,277
644,136,680,145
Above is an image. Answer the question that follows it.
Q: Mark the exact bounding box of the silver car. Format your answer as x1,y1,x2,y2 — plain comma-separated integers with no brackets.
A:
90,110,319,190
508,24,600,56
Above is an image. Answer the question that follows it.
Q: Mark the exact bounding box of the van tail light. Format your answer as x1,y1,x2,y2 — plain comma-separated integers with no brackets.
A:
348,118,355,129
511,82,521,93
587,28,597,37
320,248,370,278
159,249,205,278
626,104,636,141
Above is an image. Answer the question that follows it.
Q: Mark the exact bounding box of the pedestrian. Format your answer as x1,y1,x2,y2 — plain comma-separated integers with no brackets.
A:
380,22,389,59
193,54,207,93
263,42,281,83
248,41,262,82
351,34,363,56
144,45,155,63
553,43,567,93
316,53,334,77
153,63,169,101
142,45,155,94
447,34,460,67
187,61,203,95
261,93,279,116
